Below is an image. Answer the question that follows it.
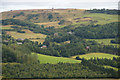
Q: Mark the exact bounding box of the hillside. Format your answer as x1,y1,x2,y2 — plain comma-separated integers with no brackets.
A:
1,9,118,28
2,9,120,79
33,53,81,64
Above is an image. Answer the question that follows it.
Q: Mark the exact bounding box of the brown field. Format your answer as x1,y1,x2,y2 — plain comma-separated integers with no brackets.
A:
2,9,85,27
35,21,60,28
6,29,47,39
2,9,118,28
2,25,22,29
30,39,45,44
2,25,14,29
6,29,47,43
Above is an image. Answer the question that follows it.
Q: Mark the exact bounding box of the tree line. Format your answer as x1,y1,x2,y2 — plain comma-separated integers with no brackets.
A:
2,60,119,79
86,9,120,15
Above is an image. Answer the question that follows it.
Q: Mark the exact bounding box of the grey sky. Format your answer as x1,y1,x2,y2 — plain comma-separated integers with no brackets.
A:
0,0,119,12
1,0,119,2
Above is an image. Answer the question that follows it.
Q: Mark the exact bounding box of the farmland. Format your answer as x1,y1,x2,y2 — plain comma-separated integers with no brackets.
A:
33,53,81,64
71,53,119,60
1,9,119,28
6,29,47,43
82,13,118,25
2,9,120,79
2,25,15,29
35,21,60,28
85,39,119,47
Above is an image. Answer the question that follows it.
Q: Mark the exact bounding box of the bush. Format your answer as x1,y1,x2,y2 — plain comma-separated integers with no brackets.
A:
76,56,82,60
48,13,53,20
58,20,65,25
17,30,25,33
11,26,18,28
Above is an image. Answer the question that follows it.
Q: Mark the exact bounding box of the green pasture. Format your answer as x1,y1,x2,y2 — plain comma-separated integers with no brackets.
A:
32,53,81,64
83,13,118,25
72,13,118,28
85,39,119,47
104,65,118,71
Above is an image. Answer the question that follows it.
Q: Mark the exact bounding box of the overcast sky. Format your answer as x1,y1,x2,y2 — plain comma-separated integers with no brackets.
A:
0,0,120,12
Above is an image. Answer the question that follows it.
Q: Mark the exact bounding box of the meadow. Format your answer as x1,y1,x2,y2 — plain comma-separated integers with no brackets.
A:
71,53,119,60
34,52,119,71
32,53,81,64
72,13,118,28
82,13,118,25
104,65,118,71
85,39,119,47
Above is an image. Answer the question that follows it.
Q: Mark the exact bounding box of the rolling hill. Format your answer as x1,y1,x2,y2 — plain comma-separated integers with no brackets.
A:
1,9,119,28
32,53,81,64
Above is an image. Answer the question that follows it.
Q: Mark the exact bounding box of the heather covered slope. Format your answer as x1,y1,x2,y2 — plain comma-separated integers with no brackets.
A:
1,9,118,28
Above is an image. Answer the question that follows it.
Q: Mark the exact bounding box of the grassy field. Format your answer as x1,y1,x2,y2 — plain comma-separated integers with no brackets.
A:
83,13,118,25
104,65,118,71
71,53,119,60
85,39,119,47
33,53,81,64
6,29,47,43
2,63,20,65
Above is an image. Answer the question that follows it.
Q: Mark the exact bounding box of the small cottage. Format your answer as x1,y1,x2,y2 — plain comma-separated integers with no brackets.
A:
41,45,47,48
16,38,24,41
86,46,90,49
67,32,73,35
3,40,9,43
54,33,58,37
17,42,22,45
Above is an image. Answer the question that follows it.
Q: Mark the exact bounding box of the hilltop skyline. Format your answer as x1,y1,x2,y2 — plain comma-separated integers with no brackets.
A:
0,0,119,12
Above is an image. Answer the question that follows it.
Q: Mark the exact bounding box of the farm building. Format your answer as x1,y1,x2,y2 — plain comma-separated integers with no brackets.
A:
86,46,90,49
41,45,47,48
3,40,9,43
67,32,73,35
3,40,9,45
16,38,24,41
54,33,58,37
17,42,22,45
17,42,23,45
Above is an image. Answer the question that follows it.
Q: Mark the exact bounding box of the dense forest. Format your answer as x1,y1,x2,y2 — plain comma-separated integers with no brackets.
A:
74,22,118,39
2,57,119,78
